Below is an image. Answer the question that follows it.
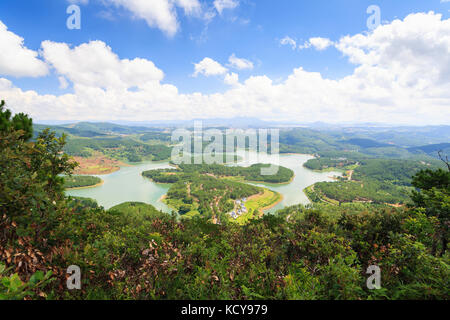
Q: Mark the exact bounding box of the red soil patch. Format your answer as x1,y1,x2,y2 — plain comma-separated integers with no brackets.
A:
71,156,129,175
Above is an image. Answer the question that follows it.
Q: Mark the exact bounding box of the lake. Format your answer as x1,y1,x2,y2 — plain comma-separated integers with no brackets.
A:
66,162,174,211
66,152,341,212
231,151,341,213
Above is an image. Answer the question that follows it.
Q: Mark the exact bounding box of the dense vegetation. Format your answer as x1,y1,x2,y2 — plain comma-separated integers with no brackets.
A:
142,168,181,183
149,171,262,219
1,102,449,300
280,127,450,161
352,159,434,186
1,100,33,141
63,137,172,162
109,202,168,219
304,157,360,171
142,162,290,218
312,180,412,205
63,176,102,189
178,163,294,184
304,157,439,205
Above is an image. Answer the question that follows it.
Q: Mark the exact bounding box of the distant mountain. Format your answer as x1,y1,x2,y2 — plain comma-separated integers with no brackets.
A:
69,122,153,134
34,124,107,138
408,143,450,158
344,138,391,149
33,121,165,138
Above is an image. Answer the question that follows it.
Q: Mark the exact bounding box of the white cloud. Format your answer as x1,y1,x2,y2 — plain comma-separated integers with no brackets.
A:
41,40,164,89
228,54,253,70
192,57,228,77
1,13,450,125
174,0,202,16
280,36,297,50
281,36,333,51
214,0,239,15
0,21,48,78
224,72,239,86
104,0,202,36
308,37,333,51
335,12,450,86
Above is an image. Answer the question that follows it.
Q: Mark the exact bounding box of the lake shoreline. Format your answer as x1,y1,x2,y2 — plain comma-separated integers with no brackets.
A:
68,152,340,212
65,180,104,190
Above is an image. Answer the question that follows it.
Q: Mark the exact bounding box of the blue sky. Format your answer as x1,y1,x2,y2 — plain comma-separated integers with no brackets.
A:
0,0,450,123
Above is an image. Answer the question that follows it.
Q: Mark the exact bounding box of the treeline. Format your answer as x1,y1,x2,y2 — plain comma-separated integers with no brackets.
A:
179,163,294,183
304,158,359,171
63,137,172,162
353,159,435,186
313,180,412,205
140,132,171,142
142,169,181,183
63,175,102,189
143,163,294,185
109,202,168,219
305,158,437,204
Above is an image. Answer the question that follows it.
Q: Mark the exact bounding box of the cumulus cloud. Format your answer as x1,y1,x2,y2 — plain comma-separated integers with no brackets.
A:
228,54,254,70
0,21,48,78
335,12,450,86
308,37,334,51
192,57,228,77
41,40,164,89
103,0,201,36
224,72,239,86
1,12,450,125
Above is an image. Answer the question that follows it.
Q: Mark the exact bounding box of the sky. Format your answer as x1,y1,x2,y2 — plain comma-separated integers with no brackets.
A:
0,0,450,124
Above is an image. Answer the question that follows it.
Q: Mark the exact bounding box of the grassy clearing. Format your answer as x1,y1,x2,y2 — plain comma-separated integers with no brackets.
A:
233,189,282,225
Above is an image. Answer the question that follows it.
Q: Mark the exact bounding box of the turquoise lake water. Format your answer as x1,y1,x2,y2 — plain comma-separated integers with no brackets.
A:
66,152,341,212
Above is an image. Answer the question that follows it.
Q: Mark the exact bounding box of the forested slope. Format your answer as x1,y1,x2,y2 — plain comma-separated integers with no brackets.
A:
1,101,449,300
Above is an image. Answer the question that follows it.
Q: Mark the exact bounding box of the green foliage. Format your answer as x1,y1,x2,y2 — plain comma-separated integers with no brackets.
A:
64,175,102,189
178,163,294,184
0,128,76,241
411,168,449,256
0,263,53,300
304,157,359,171
142,169,181,183
142,163,287,218
164,173,261,217
63,136,172,161
140,132,171,142
109,202,167,218
313,180,412,204
1,119,76,300
305,158,434,205
353,159,434,186
67,196,100,211
0,100,33,141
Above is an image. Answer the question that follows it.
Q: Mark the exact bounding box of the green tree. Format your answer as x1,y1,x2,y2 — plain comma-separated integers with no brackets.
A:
1,105,77,298
411,166,450,256
0,100,33,141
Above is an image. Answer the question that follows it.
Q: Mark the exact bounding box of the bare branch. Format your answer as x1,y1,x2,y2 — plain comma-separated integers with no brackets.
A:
438,150,450,171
